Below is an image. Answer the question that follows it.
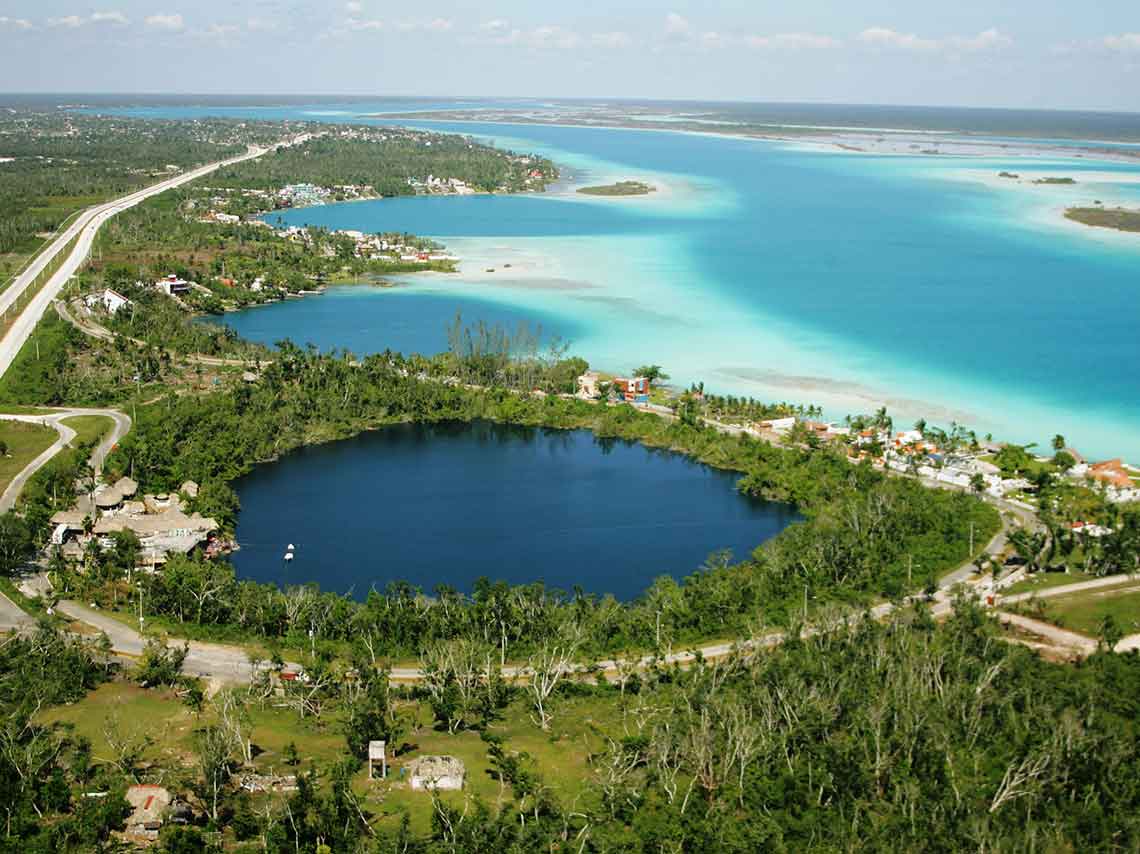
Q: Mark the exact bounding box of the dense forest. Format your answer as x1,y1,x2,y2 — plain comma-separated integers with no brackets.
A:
4,603,1140,852
0,112,293,262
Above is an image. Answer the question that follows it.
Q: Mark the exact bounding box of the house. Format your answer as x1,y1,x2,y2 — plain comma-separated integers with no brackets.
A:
1090,459,1133,490
409,755,466,791
612,376,650,402
125,784,172,836
84,288,131,315
758,416,796,434
576,371,600,399
155,274,190,296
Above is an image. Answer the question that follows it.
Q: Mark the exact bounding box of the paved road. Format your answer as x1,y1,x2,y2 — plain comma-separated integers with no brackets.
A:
0,589,35,632
998,573,1139,606
0,407,131,513
997,611,1098,656
56,600,280,684
0,142,277,382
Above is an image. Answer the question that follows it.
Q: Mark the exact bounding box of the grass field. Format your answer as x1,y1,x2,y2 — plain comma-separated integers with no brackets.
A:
1039,584,1140,637
40,676,622,836
0,419,58,495
61,414,115,448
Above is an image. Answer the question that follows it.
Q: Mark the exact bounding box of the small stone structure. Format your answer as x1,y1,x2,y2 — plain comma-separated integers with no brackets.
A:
125,784,172,837
408,755,465,791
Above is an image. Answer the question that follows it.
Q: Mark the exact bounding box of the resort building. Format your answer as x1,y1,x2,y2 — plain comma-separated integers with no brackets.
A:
613,376,651,402
49,478,220,566
1089,459,1133,490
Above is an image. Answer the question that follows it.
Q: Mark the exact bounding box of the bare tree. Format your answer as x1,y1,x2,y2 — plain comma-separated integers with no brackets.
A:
525,623,583,730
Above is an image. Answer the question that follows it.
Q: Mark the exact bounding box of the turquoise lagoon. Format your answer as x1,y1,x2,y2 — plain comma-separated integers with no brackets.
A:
184,111,1140,459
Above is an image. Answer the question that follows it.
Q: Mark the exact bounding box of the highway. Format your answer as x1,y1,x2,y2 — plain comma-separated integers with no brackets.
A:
0,142,272,381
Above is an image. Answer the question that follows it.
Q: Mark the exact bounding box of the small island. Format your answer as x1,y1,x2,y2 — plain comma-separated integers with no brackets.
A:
1065,206,1140,233
576,180,656,196
1033,176,1077,185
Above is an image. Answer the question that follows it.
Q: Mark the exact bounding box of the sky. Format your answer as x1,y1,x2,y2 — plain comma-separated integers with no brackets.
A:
2,1,1139,111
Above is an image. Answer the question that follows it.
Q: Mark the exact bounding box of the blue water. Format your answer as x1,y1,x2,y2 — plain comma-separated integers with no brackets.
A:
101,101,1140,460
202,285,581,357
230,421,796,600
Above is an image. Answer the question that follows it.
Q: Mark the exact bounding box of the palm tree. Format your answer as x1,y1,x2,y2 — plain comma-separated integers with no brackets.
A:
1052,434,1066,453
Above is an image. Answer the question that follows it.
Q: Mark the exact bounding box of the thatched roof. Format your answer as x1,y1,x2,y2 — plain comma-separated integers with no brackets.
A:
93,508,218,537
114,477,139,498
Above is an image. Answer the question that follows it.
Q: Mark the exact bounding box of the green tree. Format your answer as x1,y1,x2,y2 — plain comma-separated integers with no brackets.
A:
633,364,669,383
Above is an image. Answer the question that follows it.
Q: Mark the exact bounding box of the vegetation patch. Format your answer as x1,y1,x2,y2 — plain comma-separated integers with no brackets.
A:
577,180,656,196
0,418,57,495
1065,206,1140,233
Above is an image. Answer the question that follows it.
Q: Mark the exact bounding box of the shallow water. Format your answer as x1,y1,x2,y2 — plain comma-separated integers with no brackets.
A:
127,102,1140,459
229,421,797,600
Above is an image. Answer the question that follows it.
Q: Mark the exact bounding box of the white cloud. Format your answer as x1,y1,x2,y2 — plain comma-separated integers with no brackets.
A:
858,26,937,51
951,28,1012,52
145,13,184,31
479,20,578,49
246,17,277,31
700,31,725,49
91,10,129,25
591,31,631,49
394,18,453,32
1104,33,1140,52
0,16,34,30
205,23,239,37
47,15,85,28
746,32,840,50
665,12,689,36
345,1,362,12
346,17,383,31
527,25,579,49
858,25,1011,54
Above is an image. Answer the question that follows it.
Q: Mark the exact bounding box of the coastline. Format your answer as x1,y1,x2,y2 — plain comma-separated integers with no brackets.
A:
215,116,1140,462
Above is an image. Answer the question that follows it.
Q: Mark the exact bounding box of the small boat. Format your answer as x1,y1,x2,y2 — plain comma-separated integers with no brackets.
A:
284,552,294,562
287,543,295,551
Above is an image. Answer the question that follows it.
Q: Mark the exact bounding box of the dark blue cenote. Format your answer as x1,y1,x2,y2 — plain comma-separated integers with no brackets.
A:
229,421,797,601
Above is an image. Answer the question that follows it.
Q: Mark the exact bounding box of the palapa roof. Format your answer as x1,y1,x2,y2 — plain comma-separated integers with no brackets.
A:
94,488,123,509
113,476,139,497
50,509,89,529
93,508,218,537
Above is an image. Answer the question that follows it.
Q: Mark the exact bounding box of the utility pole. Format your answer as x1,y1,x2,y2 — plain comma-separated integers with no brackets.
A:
969,521,975,558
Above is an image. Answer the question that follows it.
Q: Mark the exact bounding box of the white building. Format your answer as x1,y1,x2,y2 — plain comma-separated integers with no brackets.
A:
85,288,131,314
155,274,190,296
